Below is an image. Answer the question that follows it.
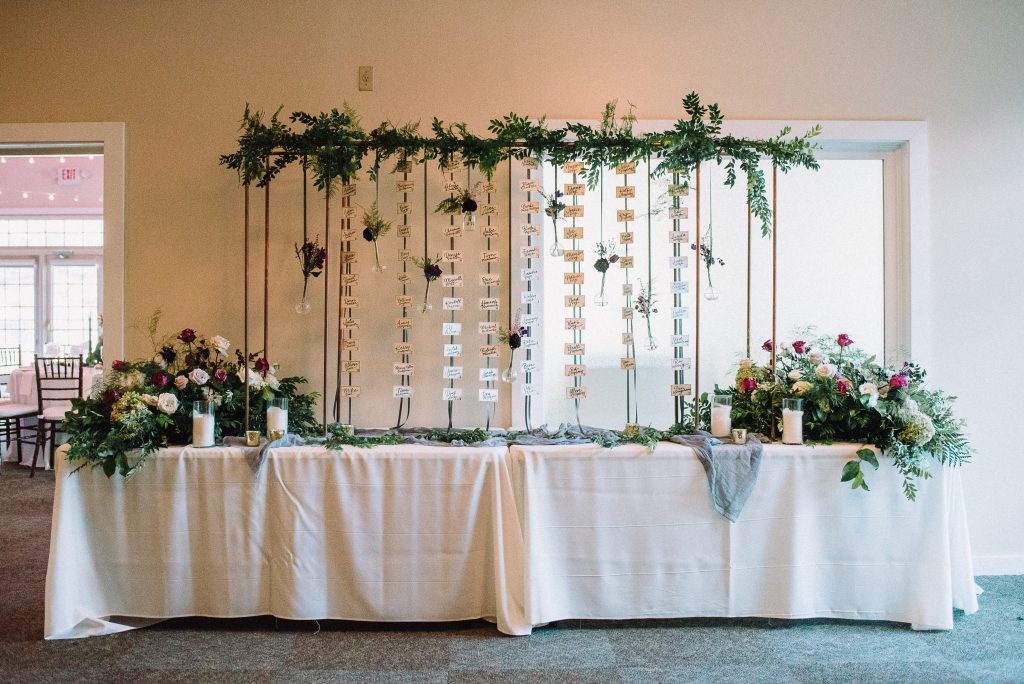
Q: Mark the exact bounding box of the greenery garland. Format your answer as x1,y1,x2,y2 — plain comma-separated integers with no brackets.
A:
220,93,820,236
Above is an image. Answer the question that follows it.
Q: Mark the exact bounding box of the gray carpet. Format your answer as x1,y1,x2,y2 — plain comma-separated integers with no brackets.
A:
1,464,1022,684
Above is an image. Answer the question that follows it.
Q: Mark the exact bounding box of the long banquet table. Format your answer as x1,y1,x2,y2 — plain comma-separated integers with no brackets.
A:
45,441,978,639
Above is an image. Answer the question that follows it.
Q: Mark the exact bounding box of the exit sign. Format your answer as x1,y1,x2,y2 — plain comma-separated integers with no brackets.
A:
57,168,81,185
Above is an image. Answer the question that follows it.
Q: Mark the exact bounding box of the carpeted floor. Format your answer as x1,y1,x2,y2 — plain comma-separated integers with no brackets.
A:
1,465,1022,684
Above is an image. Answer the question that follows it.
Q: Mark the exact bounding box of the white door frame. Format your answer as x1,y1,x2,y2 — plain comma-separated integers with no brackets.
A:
0,122,125,362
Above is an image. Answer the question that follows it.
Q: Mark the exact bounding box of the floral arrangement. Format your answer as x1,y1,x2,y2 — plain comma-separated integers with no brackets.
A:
360,202,391,272
62,326,319,477
634,280,658,350
410,254,443,313
434,187,478,230
593,240,618,306
294,235,327,313
728,333,971,499
497,310,528,384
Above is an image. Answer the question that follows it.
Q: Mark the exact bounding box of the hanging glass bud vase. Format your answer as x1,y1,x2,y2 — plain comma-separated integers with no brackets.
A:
294,298,312,315
461,197,477,232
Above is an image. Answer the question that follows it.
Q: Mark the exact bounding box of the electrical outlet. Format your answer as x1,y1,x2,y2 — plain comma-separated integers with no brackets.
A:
358,66,373,91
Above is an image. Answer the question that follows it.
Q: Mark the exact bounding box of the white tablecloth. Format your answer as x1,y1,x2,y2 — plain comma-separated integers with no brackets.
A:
508,442,978,631
45,444,528,639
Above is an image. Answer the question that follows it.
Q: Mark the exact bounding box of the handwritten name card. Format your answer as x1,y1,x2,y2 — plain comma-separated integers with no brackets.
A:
441,274,464,288
616,185,636,199
393,385,413,398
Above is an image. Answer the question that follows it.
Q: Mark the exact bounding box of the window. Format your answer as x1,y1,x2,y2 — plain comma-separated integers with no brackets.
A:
528,122,913,429
0,263,35,354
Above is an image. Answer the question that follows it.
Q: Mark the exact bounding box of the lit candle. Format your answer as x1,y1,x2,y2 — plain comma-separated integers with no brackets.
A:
710,395,733,437
782,398,804,445
266,398,289,439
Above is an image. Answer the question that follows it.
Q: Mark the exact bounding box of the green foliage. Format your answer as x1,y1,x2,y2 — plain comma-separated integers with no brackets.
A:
667,393,712,434
322,423,404,449
361,202,391,239
221,93,821,235
424,427,493,443
590,425,664,452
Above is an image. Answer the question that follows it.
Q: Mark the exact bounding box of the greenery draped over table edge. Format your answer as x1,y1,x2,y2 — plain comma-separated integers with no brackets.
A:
219,93,821,237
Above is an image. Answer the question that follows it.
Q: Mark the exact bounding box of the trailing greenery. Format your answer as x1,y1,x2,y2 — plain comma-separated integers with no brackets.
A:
322,423,404,449
424,427,495,443
590,426,665,452
221,93,820,235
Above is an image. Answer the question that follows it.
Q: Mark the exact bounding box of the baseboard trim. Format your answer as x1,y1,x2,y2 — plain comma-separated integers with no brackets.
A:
973,555,1024,575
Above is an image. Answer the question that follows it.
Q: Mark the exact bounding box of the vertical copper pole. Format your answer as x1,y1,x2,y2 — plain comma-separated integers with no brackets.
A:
693,163,701,428
243,184,250,433
322,192,330,433
263,162,270,359
771,167,778,441
746,200,752,359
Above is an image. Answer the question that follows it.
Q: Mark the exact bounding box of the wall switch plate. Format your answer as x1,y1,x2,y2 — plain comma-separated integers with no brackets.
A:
358,66,373,91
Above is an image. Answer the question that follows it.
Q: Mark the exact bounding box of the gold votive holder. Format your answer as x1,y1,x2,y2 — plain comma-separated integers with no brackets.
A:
731,428,748,443
623,423,640,438
268,428,286,442
245,430,261,447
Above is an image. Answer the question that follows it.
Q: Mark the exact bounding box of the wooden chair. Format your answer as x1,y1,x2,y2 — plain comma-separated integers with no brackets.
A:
0,346,21,400
0,347,34,470
32,355,83,477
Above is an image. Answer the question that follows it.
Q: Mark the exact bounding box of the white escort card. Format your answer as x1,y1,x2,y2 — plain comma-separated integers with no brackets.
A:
668,183,689,196
563,183,585,196
396,295,413,307
392,386,413,398
441,274,464,288
668,206,688,219
521,291,539,304
479,367,498,381
443,297,464,311
671,281,690,294
615,161,636,175
522,337,540,349
480,250,499,262
521,360,538,373
521,383,539,396
521,314,539,326
521,268,539,281
442,250,463,262
671,357,693,371
564,272,584,285
566,386,587,399
520,223,541,236
565,317,586,330
481,274,501,286
565,294,585,307
342,386,361,398
670,255,689,268
521,157,540,170
480,298,500,310
521,246,541,259
444,344,462,357
519,201,541,214
397,318,413,330
563,205,584,218
562,161,584,174
672,306,689,319
615,185,636,199
343,360,361,373
394,342,413,354
671,334,691,346
478,321,498,335
620,357,636,370
393,362,414,375
442,366,463,379
565,342,585,355
441,388,463,401
479,388,499,402
669,231,689,243
479,345,499,357
563,227,584,240
519,178,541,192
565,364,586,377
442,322,462,336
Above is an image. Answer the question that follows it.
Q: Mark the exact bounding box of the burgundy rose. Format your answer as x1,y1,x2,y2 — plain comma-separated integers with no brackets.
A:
889,374,909,389
100,389,121,404
837,378,852,395
151,372,169,387
213,368,228,383
762,339,773,352
741,377,758,393
837,333,853,348
792,340,806,354
111,359,127,371
178,328,197,344
508,332,522,350
609,254,620,263
254,357,270,375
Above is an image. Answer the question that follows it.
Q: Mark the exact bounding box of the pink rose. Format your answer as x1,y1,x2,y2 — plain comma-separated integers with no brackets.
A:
111,359,127,371
741,377,757,393
837,333,853,348
792,340,806,354
174,375,188,390
889,374,908,389
151,372,169,388
213,368,228,383
836,378,852,395
254,357,270,374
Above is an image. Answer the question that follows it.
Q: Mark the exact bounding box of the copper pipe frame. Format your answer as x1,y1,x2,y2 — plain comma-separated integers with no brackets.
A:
243,184,250,433
322,192,330,433
263,171,270,360
693,163,701,428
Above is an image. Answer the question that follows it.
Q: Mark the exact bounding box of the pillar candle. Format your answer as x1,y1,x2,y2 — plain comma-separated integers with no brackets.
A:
782,408,804,444
710,405,732,437
192,414,214,447
267,406,288,436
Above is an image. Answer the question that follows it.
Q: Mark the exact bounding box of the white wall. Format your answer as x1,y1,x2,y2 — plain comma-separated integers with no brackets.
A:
1,0,1022,572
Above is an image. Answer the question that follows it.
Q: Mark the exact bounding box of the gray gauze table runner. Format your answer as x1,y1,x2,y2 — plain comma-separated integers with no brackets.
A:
668,431,764,522
226,425,764,521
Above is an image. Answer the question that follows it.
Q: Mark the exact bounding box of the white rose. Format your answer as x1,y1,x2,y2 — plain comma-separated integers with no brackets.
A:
815,364,837,380
153,354,166,367
236,366,264,390
808,351,822,364
189,368,210,386
266,374,280,391
859,382,879,407
211,335,231,355
157,392,179,414
739,358,753,370
793,381,813,394
174,375,188,390
140,393,159,407
788,369,802,380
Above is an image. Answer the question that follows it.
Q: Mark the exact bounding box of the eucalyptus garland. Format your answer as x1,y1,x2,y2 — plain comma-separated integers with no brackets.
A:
220,93,820,235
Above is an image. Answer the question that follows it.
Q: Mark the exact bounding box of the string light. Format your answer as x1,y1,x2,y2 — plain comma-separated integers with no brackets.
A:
22,192,29,198
48,193,55,201
60,156,66,163
28,157,35,164
74,195,80,202
0,157,6,164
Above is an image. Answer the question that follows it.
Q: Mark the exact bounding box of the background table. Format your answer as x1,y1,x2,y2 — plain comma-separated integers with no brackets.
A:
508,442,978,631
45,444,528,639
3,365,100,468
